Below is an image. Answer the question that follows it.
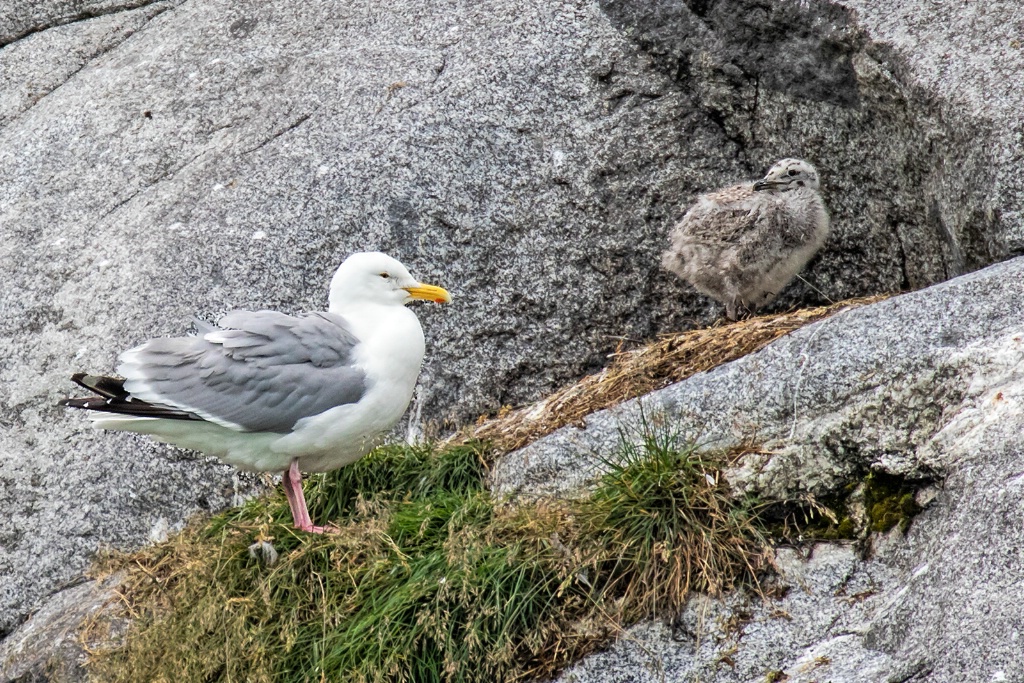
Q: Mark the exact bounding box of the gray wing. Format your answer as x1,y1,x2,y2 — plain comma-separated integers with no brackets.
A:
730,197,810,267
118,311,367,433
663,185,761,276
677,184,762,243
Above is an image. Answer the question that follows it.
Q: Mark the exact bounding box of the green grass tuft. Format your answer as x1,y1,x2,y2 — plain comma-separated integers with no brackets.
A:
86,435,770,683
578,430,769,619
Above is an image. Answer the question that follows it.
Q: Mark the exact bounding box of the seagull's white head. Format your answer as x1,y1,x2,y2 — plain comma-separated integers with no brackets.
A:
328,251,451,312
753,158,820,192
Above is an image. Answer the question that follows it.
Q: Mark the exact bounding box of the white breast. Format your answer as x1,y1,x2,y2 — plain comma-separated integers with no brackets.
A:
271,302,426,470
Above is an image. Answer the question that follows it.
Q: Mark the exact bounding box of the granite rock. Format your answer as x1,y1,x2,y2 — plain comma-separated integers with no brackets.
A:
558,544,906,683
0,576,120,683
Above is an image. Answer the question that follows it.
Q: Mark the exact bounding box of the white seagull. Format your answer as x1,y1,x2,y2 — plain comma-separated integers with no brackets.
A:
62,252,451,533
662,158,830,320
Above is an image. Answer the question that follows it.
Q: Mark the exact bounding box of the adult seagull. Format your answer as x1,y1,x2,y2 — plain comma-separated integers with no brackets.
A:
61,252,451,533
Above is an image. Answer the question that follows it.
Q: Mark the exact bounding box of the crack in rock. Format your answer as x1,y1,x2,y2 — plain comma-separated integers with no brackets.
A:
0,0,175,49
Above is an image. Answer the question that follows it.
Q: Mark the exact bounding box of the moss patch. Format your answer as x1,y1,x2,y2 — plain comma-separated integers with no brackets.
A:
85,434,771,683
762,471,928,542
863,471,923,533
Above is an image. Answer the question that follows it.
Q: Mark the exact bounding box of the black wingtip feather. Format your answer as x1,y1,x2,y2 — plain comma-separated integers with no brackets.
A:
62,373,202,421
70,373,129,400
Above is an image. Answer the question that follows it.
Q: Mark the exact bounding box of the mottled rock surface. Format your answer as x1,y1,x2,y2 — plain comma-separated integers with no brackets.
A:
0,0,165,47
560,544,910,683
2,0,1022,660
499,257,1024,682
494,257,1024,499
0,576,119,683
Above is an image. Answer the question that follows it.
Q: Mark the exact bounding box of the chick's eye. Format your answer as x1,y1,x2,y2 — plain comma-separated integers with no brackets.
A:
379,272,391,279
787,169,799,176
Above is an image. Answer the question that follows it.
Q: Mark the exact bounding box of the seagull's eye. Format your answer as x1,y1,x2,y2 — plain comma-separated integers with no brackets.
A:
379,272,391,279
787,169,799,176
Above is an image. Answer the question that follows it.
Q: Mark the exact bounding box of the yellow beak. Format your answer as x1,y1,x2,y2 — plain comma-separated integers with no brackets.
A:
403,283,451,304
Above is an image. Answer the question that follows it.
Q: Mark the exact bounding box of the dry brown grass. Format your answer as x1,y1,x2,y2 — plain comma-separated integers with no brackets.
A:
448,297,888,454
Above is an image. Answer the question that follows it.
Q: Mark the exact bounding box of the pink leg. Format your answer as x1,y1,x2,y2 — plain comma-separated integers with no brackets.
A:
281,460,333,534
281,460,310,530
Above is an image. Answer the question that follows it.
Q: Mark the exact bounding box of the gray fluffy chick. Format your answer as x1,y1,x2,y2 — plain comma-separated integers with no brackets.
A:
662,159,830,320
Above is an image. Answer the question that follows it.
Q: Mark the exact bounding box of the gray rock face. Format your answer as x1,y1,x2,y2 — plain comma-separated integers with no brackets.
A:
1,0,1022,654
0,2,173,126
498,257,1024,681
560,544,909,683
0,0,164,48
494,257,1024,499
0,577,120,683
